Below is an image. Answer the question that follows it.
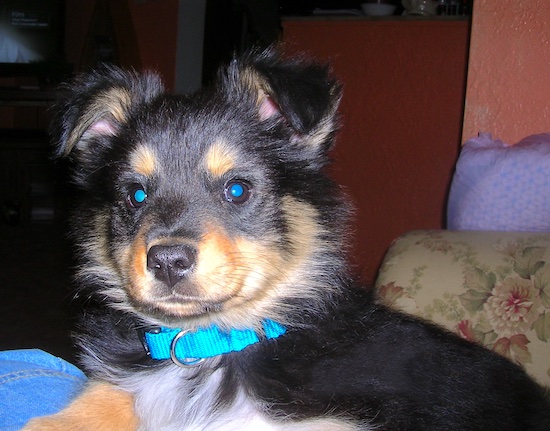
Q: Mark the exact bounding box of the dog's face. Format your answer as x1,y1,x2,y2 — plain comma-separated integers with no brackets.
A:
54,50,348,330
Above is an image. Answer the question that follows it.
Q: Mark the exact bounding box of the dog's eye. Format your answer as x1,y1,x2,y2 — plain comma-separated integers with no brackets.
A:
127,185,147,208
224,180,251,204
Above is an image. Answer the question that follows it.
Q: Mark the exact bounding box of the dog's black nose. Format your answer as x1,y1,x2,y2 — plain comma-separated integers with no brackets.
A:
146,244,196,288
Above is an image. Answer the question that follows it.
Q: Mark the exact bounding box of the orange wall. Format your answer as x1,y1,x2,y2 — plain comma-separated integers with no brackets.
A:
283,19,469,283
462,0,550,143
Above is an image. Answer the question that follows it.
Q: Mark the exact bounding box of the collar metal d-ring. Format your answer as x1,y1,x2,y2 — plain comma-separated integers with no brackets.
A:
169,329,206,368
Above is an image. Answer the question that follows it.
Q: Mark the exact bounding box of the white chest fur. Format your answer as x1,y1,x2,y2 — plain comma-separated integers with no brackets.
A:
118,364,368,431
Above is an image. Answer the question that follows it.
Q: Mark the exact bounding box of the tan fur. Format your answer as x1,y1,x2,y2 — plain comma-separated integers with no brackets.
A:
239,68,278,117
205,139,235,178
92,89,132,124
65,88,132,156
117,222,251,320
240,67,271,96
22,382,138,431
194,227,240,293
126,234,149,300
280,196,323,261
194,198,324,330
95,196,323,333
77,210,132,306
130,145,157,177
231,196,327,326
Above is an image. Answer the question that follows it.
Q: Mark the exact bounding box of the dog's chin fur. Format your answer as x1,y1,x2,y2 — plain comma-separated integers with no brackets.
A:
37,47,550,431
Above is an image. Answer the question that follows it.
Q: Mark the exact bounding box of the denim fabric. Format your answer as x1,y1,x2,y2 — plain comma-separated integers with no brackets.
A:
0,349,87,431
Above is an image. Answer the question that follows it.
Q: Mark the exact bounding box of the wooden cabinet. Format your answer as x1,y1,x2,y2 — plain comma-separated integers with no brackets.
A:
282,18,470,283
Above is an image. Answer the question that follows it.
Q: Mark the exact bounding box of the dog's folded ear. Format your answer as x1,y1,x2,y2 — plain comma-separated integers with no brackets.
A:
51,65,164,160
225,48,342,164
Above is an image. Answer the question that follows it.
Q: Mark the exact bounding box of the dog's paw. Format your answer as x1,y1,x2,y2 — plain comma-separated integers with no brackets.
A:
22,415,78,431
22,413,138,431
21,382,139,431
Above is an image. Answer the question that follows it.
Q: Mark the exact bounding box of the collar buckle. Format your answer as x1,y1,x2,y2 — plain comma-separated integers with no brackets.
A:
170,330,205,368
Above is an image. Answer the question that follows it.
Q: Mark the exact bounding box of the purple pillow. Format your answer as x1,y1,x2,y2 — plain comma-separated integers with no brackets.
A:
447,133,550,231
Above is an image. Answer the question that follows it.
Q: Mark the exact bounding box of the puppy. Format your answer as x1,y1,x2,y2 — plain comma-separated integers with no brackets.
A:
24,49,549,430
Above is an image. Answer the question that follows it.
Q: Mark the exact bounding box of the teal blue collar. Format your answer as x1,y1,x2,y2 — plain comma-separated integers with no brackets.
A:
143,319,286,367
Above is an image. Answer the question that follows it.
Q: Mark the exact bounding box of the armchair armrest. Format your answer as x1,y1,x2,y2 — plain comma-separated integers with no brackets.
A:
374,230,550,386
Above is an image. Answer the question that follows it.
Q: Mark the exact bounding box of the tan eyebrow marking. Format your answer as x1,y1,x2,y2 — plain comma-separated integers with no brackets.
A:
130,145,157,177
205,139,235,178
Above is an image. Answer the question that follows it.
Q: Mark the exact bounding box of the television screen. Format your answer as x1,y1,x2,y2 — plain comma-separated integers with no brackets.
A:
0,0,64,75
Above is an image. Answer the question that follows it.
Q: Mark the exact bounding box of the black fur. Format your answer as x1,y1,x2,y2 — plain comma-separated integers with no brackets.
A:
52,48,550,430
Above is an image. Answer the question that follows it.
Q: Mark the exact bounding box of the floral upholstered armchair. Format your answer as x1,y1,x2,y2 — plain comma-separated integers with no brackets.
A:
374,133,550,386
374,230,550,386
